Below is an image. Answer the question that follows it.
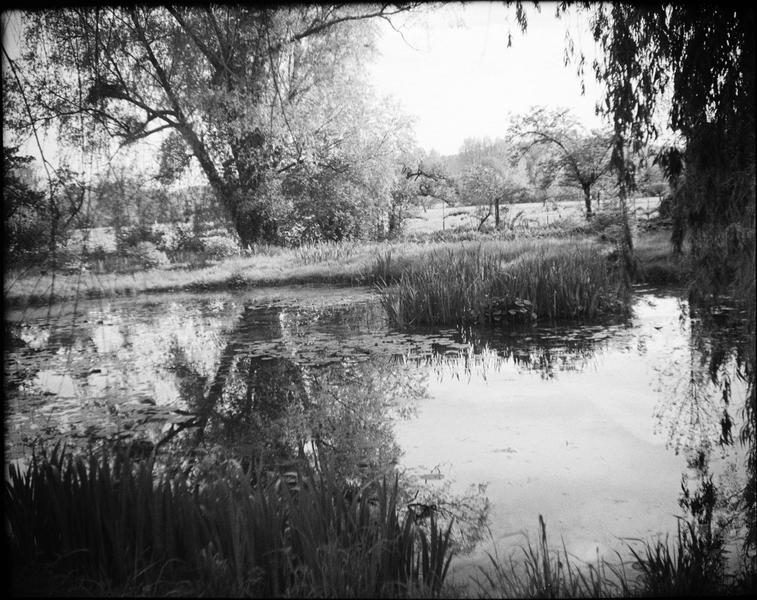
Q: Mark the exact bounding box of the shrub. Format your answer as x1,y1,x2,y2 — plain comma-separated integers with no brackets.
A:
201,235,240,259
151,222,203,254
150,222,175,252
126,241,169,268
117,224,161,251
278,216,327,247
4,147,77,263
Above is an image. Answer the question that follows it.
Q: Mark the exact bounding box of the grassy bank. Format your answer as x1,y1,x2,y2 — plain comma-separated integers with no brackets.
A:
633,228,691,284
3,241,383,307
4,228,685,308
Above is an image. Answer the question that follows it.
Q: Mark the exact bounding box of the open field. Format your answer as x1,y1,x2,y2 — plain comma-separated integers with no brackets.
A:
404,197,662,234
59,197,664,252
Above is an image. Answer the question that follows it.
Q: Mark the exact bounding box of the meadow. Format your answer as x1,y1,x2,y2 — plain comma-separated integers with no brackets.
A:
402,197,662,234
4,199,678,310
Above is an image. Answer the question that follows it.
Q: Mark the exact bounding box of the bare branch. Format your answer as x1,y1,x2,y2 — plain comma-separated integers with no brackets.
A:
286,3,422,45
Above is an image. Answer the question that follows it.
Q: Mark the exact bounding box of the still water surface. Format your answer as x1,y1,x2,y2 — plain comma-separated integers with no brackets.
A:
4,284,749,578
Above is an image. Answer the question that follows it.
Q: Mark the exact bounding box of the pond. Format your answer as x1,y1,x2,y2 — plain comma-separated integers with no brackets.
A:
4,283,751,585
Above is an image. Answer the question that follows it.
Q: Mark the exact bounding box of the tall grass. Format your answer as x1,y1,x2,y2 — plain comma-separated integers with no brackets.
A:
473,514,753,598
8,446,752,597
474,516,629,598
6,445,453,597
373,238,629,328
625,518,727,597
294,240,358,265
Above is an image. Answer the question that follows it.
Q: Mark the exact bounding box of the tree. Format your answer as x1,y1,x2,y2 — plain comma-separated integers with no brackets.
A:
571,4,754,288
509,107,613,219
5,5,420,247
389,157,459,235
4,147,46,260
457,137,526,229
3,146,86,264
458,162,523,231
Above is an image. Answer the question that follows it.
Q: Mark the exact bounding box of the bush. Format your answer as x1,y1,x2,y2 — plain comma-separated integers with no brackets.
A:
201,235,240,259
279,219,317,247
116,224,160,251
151,222,203,254
126,241,169,268
639,181,668,198
4,147,77,263
7,208,53,261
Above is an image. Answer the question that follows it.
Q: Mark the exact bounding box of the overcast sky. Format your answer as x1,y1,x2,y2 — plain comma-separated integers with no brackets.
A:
370,2,607,155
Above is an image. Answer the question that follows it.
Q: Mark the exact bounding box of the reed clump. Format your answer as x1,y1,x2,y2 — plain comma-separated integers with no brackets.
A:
474,515,752,598
374,238,629,328
293,240,359,265
6,444,453,597
474,516,629,598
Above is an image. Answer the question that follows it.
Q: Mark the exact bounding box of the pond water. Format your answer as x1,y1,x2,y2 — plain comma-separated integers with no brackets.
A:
4,284,751,583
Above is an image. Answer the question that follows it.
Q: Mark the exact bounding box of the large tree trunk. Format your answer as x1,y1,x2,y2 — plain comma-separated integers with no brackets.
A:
494,197,500,229
175,124,279,247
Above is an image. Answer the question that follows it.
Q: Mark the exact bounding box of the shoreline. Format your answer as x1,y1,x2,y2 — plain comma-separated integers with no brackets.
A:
4,229,686,309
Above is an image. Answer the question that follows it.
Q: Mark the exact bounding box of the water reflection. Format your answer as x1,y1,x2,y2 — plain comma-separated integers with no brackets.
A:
5,290,620,463
174,309,428,481
441,321,620,380
655,298,755,565
3,285,754,570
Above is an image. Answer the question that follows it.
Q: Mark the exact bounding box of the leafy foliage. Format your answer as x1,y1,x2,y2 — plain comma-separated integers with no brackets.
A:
4,147,47,259
8,6,420,247
3,146,86,263
509,107,614,218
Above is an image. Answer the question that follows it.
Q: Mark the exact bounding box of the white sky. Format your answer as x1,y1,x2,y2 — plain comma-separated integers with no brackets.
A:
370,2,607,155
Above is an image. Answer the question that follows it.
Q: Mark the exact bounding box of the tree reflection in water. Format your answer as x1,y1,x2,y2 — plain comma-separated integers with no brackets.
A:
156,299,495,553
445,322,611,380
652,298,755,570
160,302,416,478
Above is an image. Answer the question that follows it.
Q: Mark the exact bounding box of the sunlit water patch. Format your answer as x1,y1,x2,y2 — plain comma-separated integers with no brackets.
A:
4,284,750,584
